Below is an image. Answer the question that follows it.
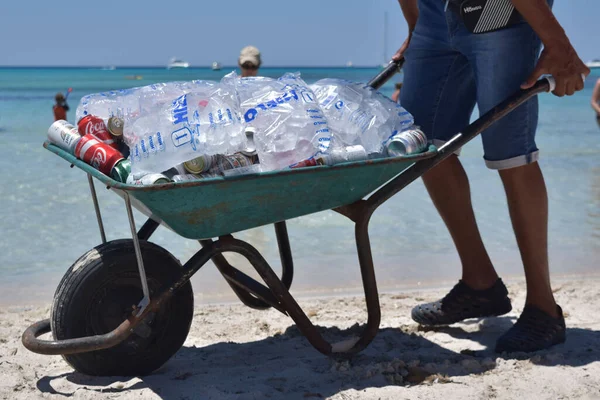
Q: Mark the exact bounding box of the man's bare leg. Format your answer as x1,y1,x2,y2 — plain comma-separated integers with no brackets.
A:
422,155,498,289
498,162,558,318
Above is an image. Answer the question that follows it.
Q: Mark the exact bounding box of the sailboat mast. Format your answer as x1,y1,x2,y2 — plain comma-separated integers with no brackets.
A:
383,11,388,64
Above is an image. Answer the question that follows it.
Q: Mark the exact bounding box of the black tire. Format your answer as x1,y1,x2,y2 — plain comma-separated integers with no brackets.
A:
51,239,194,376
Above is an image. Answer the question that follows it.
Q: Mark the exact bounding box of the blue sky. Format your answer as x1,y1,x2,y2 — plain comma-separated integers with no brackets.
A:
1,0,597,67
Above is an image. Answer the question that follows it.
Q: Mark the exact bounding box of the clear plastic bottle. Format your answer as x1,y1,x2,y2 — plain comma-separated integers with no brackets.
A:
310,79,414,154
232,72,332,171
127,79,245,175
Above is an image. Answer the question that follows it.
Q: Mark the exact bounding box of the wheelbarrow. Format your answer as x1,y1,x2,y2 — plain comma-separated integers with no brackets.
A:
21,60,556,376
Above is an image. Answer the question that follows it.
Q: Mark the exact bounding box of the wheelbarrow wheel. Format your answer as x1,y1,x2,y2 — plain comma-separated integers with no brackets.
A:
50,239,194,376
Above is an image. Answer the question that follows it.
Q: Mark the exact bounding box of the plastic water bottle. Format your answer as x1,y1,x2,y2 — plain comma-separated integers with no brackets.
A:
76,87,142,124
127,80,245,175
75,81,214,126
310,79,414,154
231,72,332,171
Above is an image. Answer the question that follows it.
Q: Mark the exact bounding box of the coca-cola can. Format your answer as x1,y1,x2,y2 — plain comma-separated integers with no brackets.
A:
75,134,124,176
78,115,118,149
47,120,82,154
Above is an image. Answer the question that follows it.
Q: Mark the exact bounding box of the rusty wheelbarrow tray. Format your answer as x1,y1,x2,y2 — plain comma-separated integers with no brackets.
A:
22,60,556,376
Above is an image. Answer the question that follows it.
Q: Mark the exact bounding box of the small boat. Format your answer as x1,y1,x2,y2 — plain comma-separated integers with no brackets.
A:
586,60,600,69
212,62,222,71
346,61,354,68
167,57,190,69
101,66,116,71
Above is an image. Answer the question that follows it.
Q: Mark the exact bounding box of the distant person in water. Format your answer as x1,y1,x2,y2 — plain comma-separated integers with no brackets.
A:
238,46,261,77
592,78,600,128
391,82,403,103
53,92,69,121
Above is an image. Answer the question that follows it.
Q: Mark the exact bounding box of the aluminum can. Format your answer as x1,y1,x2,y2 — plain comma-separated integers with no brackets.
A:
385,128,428,157
106,116,124,137
77,115,118,149
320,145,367,165
172,174,199,182
172,173,216,182
211,153,256,174
47,120,81,154
183,154,215,174
126,172,171,185
110,159,131,183
162,163,187,179
75,134,124,175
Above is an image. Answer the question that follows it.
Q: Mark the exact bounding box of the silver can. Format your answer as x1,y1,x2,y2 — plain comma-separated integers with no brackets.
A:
107,116,124,137
385,128,428,157
172,173,216,182
320,145,367,165
47,120,82,154
183,154,216,174
211,153,257,174
126,173,171,185
162,163,187,179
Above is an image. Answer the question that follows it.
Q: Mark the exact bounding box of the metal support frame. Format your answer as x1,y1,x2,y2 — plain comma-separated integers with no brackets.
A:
88,173,153,316
124,193,151,314
87,174,106,244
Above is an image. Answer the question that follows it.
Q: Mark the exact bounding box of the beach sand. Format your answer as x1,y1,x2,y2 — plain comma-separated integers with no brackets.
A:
1,276,599,400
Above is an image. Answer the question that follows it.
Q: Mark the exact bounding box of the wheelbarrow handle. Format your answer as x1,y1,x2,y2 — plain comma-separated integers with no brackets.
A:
367,58,406,90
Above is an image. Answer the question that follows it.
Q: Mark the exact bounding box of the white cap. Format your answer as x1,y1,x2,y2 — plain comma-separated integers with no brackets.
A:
239,46,261,67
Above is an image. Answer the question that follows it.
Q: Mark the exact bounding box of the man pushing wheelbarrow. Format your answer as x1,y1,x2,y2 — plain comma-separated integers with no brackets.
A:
393,0,589,352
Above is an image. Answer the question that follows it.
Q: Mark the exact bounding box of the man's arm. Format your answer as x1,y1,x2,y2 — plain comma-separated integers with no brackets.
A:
512,0,589,96
392,0,419,60
398,0,419,31
592,79,600,114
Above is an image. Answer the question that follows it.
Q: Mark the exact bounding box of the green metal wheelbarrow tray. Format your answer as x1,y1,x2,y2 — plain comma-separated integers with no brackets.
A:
21,60,556,377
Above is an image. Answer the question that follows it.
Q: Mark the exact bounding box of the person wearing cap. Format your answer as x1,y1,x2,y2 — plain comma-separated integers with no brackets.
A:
238,46,261,77
53,92,70,121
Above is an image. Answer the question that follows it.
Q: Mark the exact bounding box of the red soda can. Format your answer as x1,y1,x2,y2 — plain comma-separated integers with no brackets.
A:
77,115,118,149
75,134,124,176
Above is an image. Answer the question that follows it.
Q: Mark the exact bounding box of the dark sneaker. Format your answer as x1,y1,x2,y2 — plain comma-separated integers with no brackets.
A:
495,304,566,353
411,278,512,326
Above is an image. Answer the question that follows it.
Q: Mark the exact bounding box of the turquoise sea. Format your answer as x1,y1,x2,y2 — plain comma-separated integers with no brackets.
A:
0,66,599,305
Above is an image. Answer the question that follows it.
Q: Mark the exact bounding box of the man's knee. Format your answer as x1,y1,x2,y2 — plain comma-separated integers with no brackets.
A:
423,154,464,185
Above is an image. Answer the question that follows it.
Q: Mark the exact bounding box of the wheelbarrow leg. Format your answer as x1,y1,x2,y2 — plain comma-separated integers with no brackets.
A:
124,193,150,314
215,231,380,356
87,173,106,244
201,239,273,310
137,218,160,241
203,221,294,310
350,215,381,353
274,221,294,289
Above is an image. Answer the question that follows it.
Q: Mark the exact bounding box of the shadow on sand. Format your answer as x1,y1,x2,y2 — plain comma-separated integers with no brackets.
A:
35,318,600,399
